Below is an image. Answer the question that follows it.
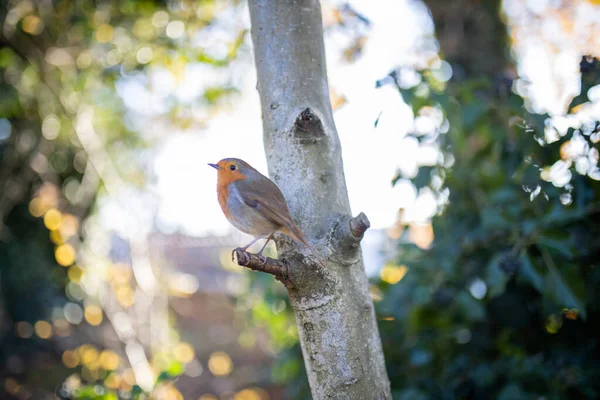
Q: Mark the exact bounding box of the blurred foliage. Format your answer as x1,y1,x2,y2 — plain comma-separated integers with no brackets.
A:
378,56,600,399
1,0,246,398
373,1,600,397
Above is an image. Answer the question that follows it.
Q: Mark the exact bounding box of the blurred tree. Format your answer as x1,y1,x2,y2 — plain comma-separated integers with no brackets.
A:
424,0,510,79
373,0,600,398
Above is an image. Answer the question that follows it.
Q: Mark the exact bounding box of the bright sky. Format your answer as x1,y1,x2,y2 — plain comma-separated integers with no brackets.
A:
503,0,600,115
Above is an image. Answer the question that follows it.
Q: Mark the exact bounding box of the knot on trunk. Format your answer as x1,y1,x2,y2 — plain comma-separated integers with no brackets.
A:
328,212,371,265
293,108,325,143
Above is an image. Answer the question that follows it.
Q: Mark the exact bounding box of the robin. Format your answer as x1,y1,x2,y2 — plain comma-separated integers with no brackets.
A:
209,158,323,265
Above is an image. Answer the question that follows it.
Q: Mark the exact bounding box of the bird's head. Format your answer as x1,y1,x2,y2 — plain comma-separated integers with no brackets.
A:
209,158,250,185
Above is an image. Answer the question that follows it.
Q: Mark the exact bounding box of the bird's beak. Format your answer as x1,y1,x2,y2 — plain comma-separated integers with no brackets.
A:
208,163,220,170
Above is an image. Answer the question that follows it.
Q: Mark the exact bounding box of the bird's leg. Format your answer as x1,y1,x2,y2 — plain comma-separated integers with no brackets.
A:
232,235,265,261
256,233,274,256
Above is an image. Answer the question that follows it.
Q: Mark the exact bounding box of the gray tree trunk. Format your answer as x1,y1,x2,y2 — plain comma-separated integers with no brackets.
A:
246,0,392,398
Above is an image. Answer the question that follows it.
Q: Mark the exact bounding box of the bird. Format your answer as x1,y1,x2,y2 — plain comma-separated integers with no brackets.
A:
209,158,324,265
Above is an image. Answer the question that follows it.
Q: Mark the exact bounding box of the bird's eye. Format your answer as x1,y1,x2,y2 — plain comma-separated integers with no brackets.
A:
229,165,237,171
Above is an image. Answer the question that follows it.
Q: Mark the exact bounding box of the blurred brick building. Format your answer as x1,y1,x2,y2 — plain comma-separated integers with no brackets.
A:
146,232,284,399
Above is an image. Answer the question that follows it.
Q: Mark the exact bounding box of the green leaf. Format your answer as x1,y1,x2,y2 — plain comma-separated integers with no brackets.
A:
543,267,586,320
480,208,510,229
228,29,248,59
394,388,429,400
462,102,488,129
455,292,486,321
471,364,496,386
518,251,544,292
167,360,185,376
537,236,574,259
398,88,414,106
412,166,433,189
156,371,170,384
485,254,509,297
204,86,238,104
75,386,118,400
131,385,143,398
541,203,588,226
195,52,228,66
497,383,528,400
0,48,16,67
410,348,433,366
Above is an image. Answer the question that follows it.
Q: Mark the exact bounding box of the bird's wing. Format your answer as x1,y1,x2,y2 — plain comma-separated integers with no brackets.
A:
235,177,296,230
236,176,325,267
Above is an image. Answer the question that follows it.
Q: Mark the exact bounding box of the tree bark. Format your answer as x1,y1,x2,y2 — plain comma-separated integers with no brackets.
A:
247,1,391,399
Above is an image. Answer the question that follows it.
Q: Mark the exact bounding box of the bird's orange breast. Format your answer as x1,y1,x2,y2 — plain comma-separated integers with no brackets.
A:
216,170,247,219
217,183,230,217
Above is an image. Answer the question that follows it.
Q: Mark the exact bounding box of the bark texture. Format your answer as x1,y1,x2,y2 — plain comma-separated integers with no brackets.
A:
247,1,391,399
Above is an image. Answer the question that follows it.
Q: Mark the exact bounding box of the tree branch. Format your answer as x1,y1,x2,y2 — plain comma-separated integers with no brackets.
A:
234,249,293,288
349,212,370,238
327,212,371,265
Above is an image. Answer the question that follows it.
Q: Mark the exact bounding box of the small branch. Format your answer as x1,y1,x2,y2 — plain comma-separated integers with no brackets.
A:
350,212,371,238
234,249,293,288
328,212,371,265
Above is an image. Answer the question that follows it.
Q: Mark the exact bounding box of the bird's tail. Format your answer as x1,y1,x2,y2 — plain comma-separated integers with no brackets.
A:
282,223,326,268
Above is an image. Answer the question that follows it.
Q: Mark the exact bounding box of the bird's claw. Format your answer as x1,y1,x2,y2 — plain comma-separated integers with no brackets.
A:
232,247,249,263
232,247,268,265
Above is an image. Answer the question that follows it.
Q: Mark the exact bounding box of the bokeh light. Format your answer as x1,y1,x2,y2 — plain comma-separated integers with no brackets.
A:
43,209,62,230
545,313,563,334
208,351,233,377
234,387,270,400
64,303,84,324
15,322,33,339
21,15,43,35
4,378,21,396
115,286,135,308
173,342,195,364
55,244,76,267
408,222,434,249
67,265,83,283
28,198,46,217
53,319,71,337
104,373,121,390
34,321,52,339
84,305,103,326
99,351,119,371
62,350,79,368
379,264,408,285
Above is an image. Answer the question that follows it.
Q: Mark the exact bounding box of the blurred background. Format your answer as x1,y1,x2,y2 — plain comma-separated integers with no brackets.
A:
1,0,600,399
